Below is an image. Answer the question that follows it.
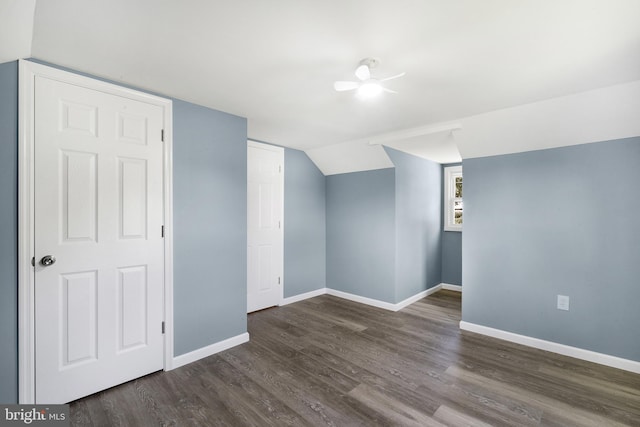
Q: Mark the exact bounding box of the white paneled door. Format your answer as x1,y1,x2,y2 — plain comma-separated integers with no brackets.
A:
34,76,165,403
247,141,283,313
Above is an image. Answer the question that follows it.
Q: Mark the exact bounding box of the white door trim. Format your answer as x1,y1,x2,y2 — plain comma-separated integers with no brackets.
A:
18,60,175,403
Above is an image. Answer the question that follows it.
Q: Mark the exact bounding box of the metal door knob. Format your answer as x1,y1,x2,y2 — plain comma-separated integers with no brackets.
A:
41,255,56,266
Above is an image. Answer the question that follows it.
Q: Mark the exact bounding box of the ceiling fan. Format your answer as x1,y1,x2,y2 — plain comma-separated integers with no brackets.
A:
334,58,405,98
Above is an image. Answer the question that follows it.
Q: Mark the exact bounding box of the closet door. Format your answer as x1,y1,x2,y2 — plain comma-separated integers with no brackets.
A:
247,141,283,313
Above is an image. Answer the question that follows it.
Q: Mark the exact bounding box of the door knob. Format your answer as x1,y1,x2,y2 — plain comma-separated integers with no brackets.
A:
40,255,56,266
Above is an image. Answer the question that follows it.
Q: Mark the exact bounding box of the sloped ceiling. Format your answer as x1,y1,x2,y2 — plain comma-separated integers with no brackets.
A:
8,1,640,172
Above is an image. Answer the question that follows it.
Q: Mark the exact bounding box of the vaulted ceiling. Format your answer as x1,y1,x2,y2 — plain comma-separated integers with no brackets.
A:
3,0,640,169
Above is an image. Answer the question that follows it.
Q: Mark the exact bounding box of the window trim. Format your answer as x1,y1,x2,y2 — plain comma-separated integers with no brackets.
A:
444,165,462,232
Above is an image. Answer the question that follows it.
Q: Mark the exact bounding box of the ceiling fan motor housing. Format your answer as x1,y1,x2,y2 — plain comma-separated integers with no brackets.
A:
360,57,380,69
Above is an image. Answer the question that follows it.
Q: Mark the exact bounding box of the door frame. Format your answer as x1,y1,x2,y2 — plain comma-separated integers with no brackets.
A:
247,140,284,310
17,60,175,404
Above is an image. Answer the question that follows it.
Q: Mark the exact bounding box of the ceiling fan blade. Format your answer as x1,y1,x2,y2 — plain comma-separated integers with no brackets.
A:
379,72,406,82
354,64,370,81
381,87,398,94
334,81,360,91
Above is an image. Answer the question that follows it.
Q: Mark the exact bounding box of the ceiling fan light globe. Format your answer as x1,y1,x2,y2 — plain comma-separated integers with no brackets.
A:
357,81,383,98
355,64,371,81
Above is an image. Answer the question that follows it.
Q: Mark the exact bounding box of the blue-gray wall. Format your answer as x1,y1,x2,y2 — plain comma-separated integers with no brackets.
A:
0,60,248,402
386,148,442,301
442,232,462,285
326,169,397,303
284,148,326,297
0,60,18,404
442,162,463,286
326,151,446,305
173,100,247,355
463,137,640,361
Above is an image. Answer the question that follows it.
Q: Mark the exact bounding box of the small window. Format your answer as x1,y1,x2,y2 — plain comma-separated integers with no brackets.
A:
444,165,462,231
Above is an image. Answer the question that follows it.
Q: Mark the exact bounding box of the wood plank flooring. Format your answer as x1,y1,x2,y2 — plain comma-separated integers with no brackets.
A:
70,290,640,426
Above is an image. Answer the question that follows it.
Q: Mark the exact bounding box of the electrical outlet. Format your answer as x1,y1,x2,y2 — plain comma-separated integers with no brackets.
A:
557,295,570,311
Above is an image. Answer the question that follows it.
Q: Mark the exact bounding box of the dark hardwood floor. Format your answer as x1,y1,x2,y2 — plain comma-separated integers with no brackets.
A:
70,290,640,426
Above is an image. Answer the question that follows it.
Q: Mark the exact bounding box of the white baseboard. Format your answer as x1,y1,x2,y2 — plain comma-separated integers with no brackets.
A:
441,283,462,292
171,332,250,370
326,286,442,312
459,321,640,374
275,283,457,313
395,286,442,310
280,288,327,306
326,288,397,311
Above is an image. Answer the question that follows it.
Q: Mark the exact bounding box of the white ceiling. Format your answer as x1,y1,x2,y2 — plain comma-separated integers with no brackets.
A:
0,0,36,64
3,0,640,170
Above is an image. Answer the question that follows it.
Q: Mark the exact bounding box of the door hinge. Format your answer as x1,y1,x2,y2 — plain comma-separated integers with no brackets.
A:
161,129,165,142
278,277,281,285
279,165,282,173
31,257,35,267
161,225,165,238
162,321,165,334
278,220,281,229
